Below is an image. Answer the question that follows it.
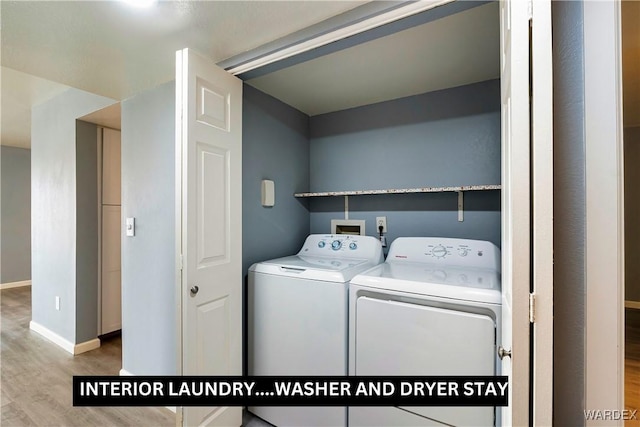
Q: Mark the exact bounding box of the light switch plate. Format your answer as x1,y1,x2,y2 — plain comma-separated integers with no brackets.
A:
126,217,135,237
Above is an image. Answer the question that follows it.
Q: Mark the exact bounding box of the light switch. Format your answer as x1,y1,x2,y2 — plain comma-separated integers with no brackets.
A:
126,217,135,237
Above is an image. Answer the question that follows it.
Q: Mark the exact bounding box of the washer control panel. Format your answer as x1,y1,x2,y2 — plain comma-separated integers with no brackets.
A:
300,234,383,263
387,237,500,272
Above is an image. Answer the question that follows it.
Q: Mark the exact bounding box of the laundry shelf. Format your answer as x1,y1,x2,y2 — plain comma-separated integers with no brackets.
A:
294,184,501,198
294,184,500,223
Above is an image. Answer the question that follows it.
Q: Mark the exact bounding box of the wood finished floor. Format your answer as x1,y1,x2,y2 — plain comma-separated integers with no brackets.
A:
627,308,640,425
1,286,175,427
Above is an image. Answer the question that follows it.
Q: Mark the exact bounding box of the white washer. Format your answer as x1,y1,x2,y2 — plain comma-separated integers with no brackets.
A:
248,234,384,427
349,237,502,427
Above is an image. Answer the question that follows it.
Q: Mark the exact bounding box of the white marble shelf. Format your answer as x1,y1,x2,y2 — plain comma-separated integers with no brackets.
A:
294,184,501,198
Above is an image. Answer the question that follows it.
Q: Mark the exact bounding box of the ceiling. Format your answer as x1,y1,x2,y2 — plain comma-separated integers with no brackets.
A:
0,0,366,148
1,67,72,148
247,2,500,116
2,0,639,148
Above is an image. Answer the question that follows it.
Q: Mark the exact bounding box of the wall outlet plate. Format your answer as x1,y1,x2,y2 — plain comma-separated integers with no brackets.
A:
376,216,387,233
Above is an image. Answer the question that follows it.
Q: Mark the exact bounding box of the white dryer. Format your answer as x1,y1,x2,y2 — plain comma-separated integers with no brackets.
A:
248,234,383,427
349,237,501,427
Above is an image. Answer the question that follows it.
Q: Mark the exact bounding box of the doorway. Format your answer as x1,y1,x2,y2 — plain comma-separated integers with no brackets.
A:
78,103,122,340
623,0,640,418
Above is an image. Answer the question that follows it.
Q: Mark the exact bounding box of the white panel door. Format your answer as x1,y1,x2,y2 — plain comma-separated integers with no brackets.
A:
500,0,531,425
176,48,242,427
101,205,122,334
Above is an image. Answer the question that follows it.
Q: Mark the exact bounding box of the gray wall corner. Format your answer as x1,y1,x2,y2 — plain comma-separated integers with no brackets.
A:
242,84,311,275
75,120,99,343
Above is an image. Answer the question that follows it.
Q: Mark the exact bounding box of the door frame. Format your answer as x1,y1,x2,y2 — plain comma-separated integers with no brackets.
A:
531,0,554,425
174,0,552,423
583,0,625,421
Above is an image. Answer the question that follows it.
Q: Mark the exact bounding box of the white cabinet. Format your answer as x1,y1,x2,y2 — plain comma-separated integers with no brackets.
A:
101,128,121,334
102,128,121,205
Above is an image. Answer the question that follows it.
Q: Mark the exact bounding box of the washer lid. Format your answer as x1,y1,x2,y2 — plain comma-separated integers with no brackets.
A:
251,255,375,282
350,262,501,305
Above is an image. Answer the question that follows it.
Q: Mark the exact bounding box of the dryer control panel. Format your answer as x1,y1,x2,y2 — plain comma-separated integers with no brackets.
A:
387,237,500,272
299,234,384,263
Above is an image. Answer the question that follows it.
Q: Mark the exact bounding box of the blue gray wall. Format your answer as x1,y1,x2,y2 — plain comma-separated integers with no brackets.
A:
552,1,586,424
625,126,640,302
308,80,501,249
242,84,310,274
1,146,31,283
75,120,99,343
121,81,177,375
31,88,115,344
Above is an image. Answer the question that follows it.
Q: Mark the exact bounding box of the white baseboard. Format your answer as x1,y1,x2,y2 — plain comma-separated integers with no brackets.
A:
74,338,101,354
625,300,640,310
29,321,101,355
119,369,176,413
30,321,75,354
1,280,31,290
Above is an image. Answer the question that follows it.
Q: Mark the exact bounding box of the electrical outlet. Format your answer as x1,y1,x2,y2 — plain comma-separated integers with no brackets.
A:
376,216,387,233
55,296,60,311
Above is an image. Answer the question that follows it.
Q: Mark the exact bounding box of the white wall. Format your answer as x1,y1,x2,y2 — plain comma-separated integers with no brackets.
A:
120,81,177,375
1,146,31,284
31,88,115,344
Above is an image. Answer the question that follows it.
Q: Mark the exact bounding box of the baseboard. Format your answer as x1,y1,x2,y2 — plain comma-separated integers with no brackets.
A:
29,321,75,354
1,280,31,290
29,321,101,355
626,300,640,310
119,369,176,413
74,338,101,355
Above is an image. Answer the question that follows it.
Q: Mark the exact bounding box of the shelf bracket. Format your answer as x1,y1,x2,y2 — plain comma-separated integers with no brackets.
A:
457,191,464,222
344,195,349,220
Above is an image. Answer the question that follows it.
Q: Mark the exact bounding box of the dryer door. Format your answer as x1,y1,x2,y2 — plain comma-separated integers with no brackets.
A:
355,297,496,426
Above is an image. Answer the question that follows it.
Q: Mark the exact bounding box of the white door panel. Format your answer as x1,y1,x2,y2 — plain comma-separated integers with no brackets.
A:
177,48,242,427
101,205,121,334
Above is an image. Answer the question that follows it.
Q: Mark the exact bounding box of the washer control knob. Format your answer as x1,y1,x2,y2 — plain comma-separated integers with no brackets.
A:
349,242,357,250
331,240,342,251
318,241,326,248
458,247,469,257
431,245,447,258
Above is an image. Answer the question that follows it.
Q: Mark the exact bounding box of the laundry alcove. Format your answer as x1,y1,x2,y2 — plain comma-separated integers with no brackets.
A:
238,0,502,272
